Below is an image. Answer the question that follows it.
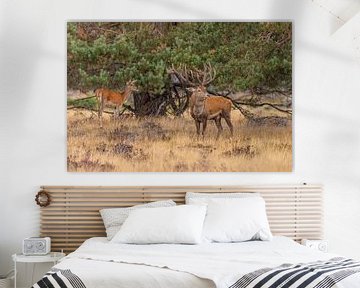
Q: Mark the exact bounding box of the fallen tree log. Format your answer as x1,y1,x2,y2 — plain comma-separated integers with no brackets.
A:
233,100,292,115
67,106,113,114
68,95,96,101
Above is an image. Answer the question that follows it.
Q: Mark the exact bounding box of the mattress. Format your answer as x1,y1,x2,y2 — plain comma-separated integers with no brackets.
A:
36,237,360,288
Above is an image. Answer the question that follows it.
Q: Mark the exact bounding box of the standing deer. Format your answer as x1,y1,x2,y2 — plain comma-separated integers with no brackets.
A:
170,64,233,138
94,80,137,128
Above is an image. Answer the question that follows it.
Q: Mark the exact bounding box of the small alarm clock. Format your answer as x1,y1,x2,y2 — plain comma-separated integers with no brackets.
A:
301,239,328,252
23,237,51,255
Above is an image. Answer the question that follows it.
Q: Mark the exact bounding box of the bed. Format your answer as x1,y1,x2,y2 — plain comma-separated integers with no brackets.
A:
33,185,360,288
33,236,360,288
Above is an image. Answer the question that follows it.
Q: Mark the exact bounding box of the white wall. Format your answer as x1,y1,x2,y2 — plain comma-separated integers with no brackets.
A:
1,0,360,285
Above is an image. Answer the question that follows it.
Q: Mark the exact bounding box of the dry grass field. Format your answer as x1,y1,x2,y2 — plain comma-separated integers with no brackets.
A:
67,108,292,172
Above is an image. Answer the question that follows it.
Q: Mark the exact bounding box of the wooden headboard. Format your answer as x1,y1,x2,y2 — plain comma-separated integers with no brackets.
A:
39,184,323,253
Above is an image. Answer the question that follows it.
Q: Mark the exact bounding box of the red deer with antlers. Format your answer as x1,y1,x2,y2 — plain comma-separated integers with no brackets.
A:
94,80,137,128
170,64,233,138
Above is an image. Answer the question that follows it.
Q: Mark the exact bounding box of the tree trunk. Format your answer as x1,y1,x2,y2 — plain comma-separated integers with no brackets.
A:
133,93,168,116
131,84,190,117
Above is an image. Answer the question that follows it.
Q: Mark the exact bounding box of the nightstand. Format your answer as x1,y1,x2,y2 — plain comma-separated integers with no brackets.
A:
12,252,65,288
301,239,328,252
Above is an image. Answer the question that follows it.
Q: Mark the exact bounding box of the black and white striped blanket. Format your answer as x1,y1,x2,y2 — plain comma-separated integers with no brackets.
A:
32,258,360,288
32,268,86,288
229,258,360,288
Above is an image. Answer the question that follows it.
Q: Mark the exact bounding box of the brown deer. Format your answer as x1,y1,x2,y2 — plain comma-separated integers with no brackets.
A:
94,80,137,128
170,64,233,138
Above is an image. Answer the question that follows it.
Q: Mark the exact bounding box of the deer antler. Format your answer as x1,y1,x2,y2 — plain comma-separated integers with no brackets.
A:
168,63,216,87
201,63,216,86
168,64,197,87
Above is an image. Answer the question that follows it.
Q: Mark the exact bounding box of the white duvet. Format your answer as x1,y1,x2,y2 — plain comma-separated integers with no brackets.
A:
54,237,360,288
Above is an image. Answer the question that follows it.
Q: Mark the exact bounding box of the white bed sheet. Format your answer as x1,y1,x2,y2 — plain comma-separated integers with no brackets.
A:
54,236,360,288
56,237,214,288
56,258,214,288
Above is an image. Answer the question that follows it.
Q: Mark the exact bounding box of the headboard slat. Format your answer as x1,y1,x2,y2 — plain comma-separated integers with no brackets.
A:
40,184,323,253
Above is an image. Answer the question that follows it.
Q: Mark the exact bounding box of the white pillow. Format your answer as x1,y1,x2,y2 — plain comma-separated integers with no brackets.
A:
100,200,176,240
186,192,259,204
202,197,272,243
111,205,207,244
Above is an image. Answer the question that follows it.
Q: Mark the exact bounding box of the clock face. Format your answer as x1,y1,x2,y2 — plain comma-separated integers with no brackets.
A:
318,242,327,252
23,237,50,255
36,241,45,250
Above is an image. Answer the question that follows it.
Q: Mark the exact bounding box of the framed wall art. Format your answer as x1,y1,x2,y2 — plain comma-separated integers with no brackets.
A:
67,22,292,172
